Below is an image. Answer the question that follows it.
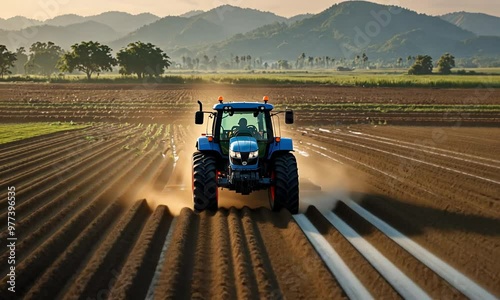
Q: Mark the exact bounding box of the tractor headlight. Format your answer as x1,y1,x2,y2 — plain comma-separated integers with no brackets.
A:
249,150,259,159
230,150,241,159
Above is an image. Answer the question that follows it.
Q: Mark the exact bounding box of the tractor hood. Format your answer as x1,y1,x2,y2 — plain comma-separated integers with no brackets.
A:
229,137,258,153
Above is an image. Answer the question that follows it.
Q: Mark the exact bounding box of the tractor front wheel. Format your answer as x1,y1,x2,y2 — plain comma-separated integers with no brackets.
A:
269,153,299,214
193,152,218,212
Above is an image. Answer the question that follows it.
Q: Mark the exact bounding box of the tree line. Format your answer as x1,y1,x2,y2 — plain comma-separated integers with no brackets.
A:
408,53,455,75
0,41,171,79
0,40,457,78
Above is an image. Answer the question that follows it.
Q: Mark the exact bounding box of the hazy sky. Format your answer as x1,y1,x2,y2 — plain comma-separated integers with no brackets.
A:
1,0,499,19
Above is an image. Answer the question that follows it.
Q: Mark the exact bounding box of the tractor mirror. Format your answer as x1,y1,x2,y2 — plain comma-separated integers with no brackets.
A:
195,111,204,124
285,110,294,124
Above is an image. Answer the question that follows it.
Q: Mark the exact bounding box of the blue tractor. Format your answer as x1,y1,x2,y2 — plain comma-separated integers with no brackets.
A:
193,96,299,214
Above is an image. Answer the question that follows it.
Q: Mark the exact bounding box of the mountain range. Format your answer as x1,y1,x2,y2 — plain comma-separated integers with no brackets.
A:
440,12,500,37
1,1,499,61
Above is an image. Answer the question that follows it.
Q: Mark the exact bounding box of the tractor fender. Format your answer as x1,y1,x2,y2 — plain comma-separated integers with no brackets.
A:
267,137,293,159
196,136,222,153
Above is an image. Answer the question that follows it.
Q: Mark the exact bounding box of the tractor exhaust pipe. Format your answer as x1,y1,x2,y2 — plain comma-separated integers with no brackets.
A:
197,100,203,111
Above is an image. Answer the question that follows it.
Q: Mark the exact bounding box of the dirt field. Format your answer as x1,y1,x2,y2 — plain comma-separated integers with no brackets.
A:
1,83,499,126
0,83,498,299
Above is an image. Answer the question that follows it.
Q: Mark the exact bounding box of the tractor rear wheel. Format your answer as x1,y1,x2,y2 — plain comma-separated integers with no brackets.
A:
193,152,218,212
269,153,299,214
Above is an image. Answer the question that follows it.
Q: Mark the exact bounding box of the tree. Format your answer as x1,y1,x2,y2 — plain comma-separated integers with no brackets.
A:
210,56,218,70
26,42,63,77
436,53,455,75
60,41,117,80
277,59,290,70
408,55,433,75
12,47,28,75
246,55,251,68
0,45,17,78
203,55,210,67
117,42,171,79
397,57,403,68
407,55,413,67
234,56,240,69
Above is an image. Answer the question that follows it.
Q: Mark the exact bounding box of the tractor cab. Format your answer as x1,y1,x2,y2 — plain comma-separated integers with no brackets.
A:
214,100,274,158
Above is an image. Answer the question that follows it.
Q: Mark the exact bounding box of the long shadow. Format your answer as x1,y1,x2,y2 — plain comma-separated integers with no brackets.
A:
339,192,500,237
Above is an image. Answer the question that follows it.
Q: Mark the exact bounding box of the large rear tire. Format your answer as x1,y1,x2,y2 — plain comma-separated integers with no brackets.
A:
192,152,218,212
269,153,299,214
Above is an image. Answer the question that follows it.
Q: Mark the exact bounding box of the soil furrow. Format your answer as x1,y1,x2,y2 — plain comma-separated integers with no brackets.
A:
63,200,150,300
0,123,132,180
0,125,142,212
190,211,214,297
304,206,400,299
108,205,172,300
240,208,283,298
209,210,237,299
253,208,345,298
333,201,465,298
153,208,199,299
0,142,135,239
0,130,164,266
23,201,124,300
226,207,260,298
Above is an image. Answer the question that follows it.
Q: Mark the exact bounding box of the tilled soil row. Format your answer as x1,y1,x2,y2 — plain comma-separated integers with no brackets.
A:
2,202,489,299
2,84,500,126
2,110,498,127
0,154,175,299
290,126,500,295
298,129,500,216
0,127,139,215
0,125,132,179
0,124,148,224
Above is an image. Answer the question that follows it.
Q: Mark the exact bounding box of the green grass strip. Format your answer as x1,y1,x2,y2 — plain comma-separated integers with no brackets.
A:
0,122,88,144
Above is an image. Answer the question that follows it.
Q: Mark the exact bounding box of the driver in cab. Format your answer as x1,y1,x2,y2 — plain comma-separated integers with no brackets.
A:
233,117,261,139
236,118,249,134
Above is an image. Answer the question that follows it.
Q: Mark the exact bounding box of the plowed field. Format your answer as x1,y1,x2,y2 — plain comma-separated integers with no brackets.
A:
0,83,498,299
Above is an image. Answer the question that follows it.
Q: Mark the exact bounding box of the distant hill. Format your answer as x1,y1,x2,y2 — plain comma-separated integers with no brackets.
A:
441,12,500,37
192,5,287,37
1,12,159,35
454,36,500,57
87,12,160,34
203,1,479,60
44,14,86,27
287,14,314,24
111,5,287,50
0,16,42,30
43,12,159,34
0,21,119,50
179,10,205,18
110,16,225,50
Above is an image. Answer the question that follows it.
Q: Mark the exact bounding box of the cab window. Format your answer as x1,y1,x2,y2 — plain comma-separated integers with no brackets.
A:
220,111,268,141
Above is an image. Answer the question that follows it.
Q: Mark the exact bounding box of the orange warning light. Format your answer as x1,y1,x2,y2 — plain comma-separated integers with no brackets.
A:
263,96,269,103
218,96,224,103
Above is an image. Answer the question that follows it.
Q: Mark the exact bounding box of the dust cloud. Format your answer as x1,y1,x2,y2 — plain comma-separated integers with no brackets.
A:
296,152,366,213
